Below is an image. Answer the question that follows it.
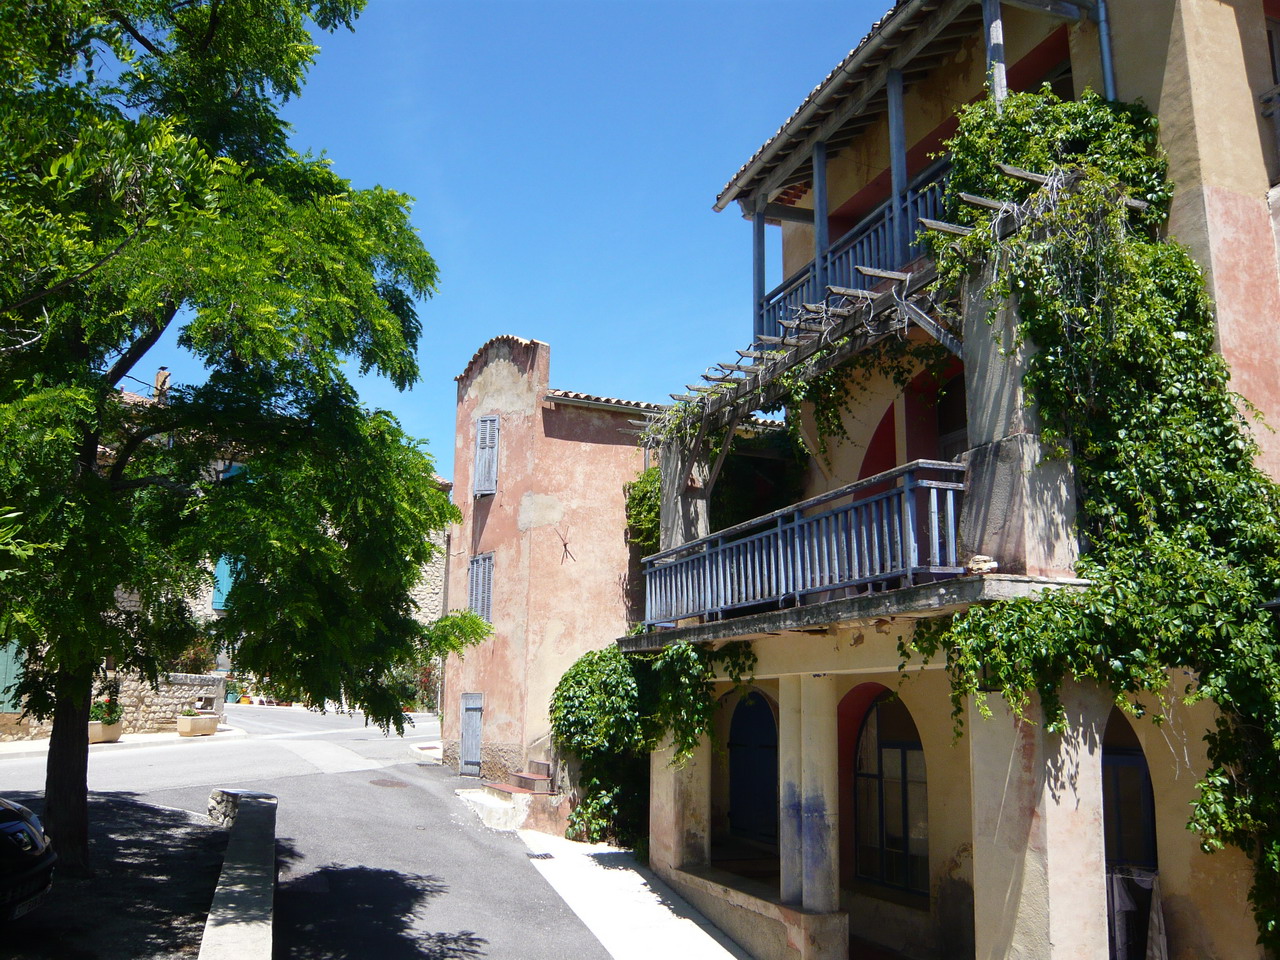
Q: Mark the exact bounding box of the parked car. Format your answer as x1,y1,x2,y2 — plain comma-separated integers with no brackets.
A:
0,798,55,921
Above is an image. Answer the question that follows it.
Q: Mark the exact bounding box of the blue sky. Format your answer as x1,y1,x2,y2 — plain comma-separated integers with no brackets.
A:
149,0,886,479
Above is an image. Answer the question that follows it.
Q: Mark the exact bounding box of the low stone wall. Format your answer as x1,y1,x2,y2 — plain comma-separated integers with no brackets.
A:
0,712,51,742
201,789,278,960
440,737,522,781
120,673,227,733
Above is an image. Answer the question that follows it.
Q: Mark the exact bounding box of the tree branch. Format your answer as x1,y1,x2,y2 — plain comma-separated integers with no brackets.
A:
200,0,221,53
109,12,162,56
107,420,182,486
104,301,179,388
0,228,142,318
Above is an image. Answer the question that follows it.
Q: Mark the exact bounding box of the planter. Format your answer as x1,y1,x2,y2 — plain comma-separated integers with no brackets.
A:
239,696,252,704
88,720,123,744
226,692,240,703
177,714,219,737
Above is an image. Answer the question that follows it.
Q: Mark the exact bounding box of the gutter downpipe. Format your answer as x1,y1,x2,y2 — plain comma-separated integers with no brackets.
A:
714,0,930,214
1097,0,1117,100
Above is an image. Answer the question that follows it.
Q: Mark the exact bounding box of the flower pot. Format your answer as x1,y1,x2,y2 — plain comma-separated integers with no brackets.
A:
99,721,122,743
177,714,219,737
239,696,252,704
226,692,239,703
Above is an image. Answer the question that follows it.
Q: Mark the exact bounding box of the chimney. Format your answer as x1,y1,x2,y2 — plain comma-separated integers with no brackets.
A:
154,366,170,404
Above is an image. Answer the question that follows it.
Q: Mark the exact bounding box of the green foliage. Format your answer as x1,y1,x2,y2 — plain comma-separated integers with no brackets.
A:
911,88,1280,945
549,640,756,845
624,467,661,558
88,678,122,724
0,2,483,863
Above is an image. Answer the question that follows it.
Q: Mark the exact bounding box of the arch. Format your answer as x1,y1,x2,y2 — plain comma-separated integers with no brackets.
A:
727,690,779,845
1102,707,1158,960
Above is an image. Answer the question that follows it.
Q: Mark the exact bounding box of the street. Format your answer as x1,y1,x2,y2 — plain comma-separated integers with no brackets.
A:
0,705,612,960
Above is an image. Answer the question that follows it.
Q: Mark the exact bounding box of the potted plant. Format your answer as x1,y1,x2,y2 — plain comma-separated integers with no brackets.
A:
88,682,124,743
225,678,242,703
176,707,218,737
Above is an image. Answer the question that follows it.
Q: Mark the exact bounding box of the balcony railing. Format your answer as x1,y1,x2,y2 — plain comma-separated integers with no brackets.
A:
642,460,965,627
760,159,950,341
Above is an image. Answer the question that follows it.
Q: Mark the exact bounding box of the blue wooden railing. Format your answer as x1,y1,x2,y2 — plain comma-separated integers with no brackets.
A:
642,460,965,627
759,159,950,341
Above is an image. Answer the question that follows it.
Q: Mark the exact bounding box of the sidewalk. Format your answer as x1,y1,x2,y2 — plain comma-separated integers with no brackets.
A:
0,725,247,761
517,829,753,960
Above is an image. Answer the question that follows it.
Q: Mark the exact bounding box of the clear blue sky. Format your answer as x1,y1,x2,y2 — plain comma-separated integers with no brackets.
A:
150,0,886,480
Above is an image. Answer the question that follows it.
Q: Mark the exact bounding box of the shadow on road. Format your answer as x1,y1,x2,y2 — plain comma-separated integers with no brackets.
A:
273,861,487,960
2,791,227,960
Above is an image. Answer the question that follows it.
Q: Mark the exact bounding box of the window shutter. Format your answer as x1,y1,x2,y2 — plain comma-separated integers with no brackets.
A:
212,556,234,611
474,416,499,497
0,643,21,712
468,553,493,622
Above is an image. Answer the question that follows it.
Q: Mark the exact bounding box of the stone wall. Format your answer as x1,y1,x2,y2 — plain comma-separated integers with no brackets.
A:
0,671,226,740
0,712,51,743
119,672,227,733
410,529,448,624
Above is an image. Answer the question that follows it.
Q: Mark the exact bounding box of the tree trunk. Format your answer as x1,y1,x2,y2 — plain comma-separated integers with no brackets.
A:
44,662,94,874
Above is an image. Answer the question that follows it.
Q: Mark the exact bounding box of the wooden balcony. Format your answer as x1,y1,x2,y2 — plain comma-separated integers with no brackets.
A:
758,159,950,342
642,460,965,627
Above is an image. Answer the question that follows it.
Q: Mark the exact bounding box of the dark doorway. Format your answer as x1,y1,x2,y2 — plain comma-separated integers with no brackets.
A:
1103,708,1158,960
728,693,779,845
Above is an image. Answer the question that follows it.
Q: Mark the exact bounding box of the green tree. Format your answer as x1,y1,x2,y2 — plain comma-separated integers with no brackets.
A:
0,1,486,871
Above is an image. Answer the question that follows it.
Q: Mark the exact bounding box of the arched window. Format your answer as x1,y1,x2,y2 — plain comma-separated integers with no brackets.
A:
855,694,928,893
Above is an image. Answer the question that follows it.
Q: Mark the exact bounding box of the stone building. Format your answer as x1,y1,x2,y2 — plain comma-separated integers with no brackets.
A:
624,2,1280,959
440,336,656,813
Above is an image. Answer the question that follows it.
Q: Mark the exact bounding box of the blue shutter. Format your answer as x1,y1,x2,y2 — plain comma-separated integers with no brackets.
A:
468,554,493,622
474,416,499,497
0,643,21,712
212,556,233,611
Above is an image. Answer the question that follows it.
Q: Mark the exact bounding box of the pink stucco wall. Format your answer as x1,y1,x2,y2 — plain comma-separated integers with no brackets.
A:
441,336,649,779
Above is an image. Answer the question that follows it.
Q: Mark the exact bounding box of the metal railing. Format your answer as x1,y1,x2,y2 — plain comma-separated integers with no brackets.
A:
759,159,951,341
642,460,966,626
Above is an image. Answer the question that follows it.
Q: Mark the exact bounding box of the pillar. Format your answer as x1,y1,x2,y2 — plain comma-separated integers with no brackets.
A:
968,680,1110,959
648,736,711,874
779,674,803,904
800,674,840,914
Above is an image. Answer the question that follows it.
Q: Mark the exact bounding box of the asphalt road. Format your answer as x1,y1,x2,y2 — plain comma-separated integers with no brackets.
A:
1,705,611,960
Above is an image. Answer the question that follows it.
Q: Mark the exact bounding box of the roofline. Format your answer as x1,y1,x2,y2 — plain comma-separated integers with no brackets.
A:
713,0,932,213
543,392,664,414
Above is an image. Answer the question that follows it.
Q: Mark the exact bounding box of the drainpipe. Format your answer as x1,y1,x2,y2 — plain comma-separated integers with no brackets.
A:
1097,0,1117,100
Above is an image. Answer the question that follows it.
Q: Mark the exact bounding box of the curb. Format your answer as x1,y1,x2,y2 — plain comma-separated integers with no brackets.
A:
199,789,278,960
407,741,443,765
0,726,248,762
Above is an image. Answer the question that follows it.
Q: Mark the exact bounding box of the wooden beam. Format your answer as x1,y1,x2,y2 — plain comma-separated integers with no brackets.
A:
762,202,815,224
959,191,1015,212
754,0,977,202
857,265,912,281
718,363,756,373
705,406,743,494
827,285,877,299
919,217,974,236
995,163,1151,209
737,350,772,359
780,319,827,333
900,299,963,357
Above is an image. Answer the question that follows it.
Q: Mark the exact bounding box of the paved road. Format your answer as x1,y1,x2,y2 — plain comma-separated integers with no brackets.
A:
1,705,611,960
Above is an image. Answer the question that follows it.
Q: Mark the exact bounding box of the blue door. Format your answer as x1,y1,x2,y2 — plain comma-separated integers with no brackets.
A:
728,693,778,845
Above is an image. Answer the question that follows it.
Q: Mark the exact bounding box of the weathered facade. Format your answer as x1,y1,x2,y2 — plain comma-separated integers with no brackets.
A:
627,2,1280,959
440,336,655,798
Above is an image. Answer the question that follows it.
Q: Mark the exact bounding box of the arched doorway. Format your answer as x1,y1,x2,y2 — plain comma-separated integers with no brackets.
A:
728,692,779,845
854,693,928,894
1103,708,1158,960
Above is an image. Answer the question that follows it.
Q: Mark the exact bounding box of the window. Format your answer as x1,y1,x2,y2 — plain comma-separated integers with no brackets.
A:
855,694,928,893
468,553,493,622
474,416,499,497
212,556,234,612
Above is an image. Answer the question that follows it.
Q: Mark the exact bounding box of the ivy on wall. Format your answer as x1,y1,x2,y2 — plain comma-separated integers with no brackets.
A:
909,88,1280,943
549,640,755,845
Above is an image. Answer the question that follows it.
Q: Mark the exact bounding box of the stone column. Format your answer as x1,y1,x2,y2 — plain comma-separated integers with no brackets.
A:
778,674,803,904
648,736,711,874
968,680,1109,959
800,674,840,914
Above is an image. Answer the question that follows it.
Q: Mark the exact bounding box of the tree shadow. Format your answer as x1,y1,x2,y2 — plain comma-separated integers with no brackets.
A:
2,790,227,960
273,862,487,960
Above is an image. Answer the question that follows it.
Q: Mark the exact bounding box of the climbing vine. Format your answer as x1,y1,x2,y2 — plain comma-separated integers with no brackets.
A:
909,87,1280,944
624,466,661,558
549,640,756,845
